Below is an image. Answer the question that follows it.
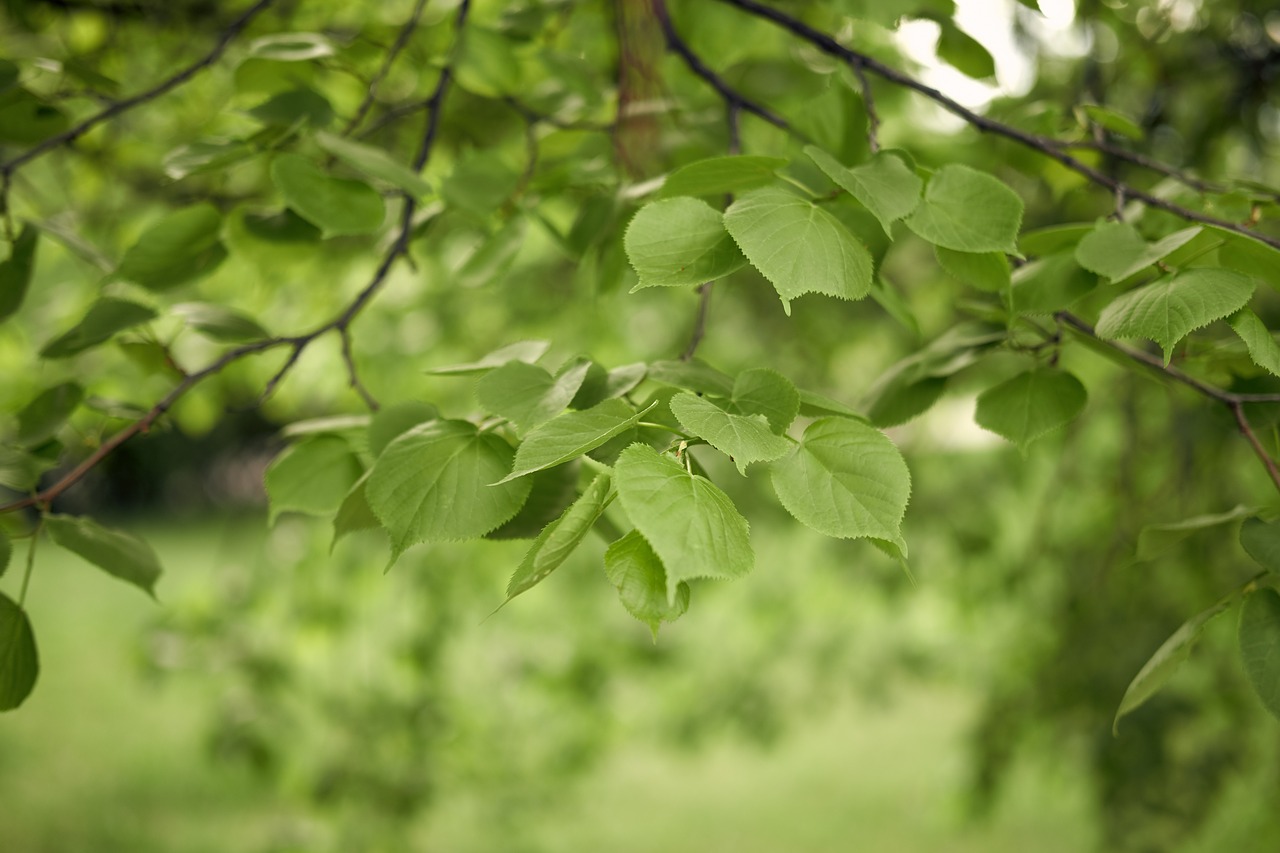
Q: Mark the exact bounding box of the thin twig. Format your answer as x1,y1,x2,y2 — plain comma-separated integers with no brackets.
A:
1052,138,1280,203
340,327,380,411
342,0,431,136
850,61,880,153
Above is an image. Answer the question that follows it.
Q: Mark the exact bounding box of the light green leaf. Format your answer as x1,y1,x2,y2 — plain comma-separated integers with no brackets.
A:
315,131,433,199
40,298,157,359
264,435,363,523
869,275,921,337
1239,587,1280,720
604,530,690,638
0,593,38,711
646,359,736,397
456,25,521,97
163,139,255,181
730,368,800,433
670,392,791,474
614,444,753,602
368,401,439,458
935,246,1010,292
975,367,1087,450
426,340,550,376
1094,268,1255,364
905,164,1023,254
936,21,996,80
171,302,269,342
1214,229,1280,282
1135,505,1255,562
248,32,334,61
1229,310,1280,377
44,514,163,598
457,216,526,289
1080,104,1143,139
658,155,787,199
1074,222,1201,283
625,197,747,290
0,445,57,492
476,359,590,431
114,204,227,291
499,399,652,483
1019,222,1093,256
16,382,83,446
724,187,874,313
270,153,385,237
0,225,38,324
281,414,370,440
506,472,614,601
1240,517,1280,573
367,420,532,559
770,417,911,550
805,147,922,238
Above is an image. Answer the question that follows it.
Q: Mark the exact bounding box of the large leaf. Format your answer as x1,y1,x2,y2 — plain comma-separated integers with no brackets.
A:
15,382,83,446
1094,269,1255,364
1074,222,1201,283
904,164,1023,254
499,399,652,483
604,530,690,638
0,593,38,711
44,514,163,598
113,204,227,291
1240,517,1280,574
624,197,747,289
724,187,874,313
426,340,550,376
974,368,1088,450
805,147,922,237
263,435,364,523
614,444,753,603
1239,587,1280,720
669,392,792,474
40,298,157,359
366,420,532,557
730,368,800,433
315,131,433,199
270,153,385,237
0,224,38,324
475,360,590,432
1229,310,1280,377
505,472,614,602
770,417,911,551
658,155,787,199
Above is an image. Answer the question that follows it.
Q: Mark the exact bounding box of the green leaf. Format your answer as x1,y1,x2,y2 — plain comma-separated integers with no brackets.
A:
904,164,1023,254
0,225,38,324
1094,268,1255,364
487,463,580,540
0,444,57,492
669,392,791,474
112,204,227,291
264,435,363,523
457,216,526,289
500,399,652,483
614,444,753,602
40,298,157,359
44,514,163,598
1009,252,1095,314
658,155,787,199
935,246,1010,292
974,367,1087,450
0,89,68,145
315,131,433,199
867,374,947,428
1080,104,1143,139
476,359,590,431
1214,229,1280,282
456,25,521,97
936,21,996,80
604,530,690,638
368,401,439,458
646,359,736,397
1019,223,1094,256
0,593,38,711
0,529,9,579
868,275,921,337
15,382,83,447
248,32,334,61
1239,587,1280,720
1229,310,1280,377
771,417,911,550
332,472,380,546
171,302,269,342
624,197,748,290
506,471,614,601
724,187,874,313
270,153,385,237
441,150,519,218
426,340,550,376
163,139,255,181
729,368,800,433
1135,505,1255,562
1074,222,1201,283
248,88,334,127
1240,517,1280,573
281,414,371,440
805,147,922,238
798,388,864,419
367,420,532,558
1113,594,1234,733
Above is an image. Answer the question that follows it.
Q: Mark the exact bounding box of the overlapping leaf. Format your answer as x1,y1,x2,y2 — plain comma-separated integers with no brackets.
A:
44,514,164,598
499,399,652,483
476,360,590,431
264,435,363,523
669,392,791,474
1239,587,1280,720
974,368,1087,450
904,164,1023,254
1074,222,1200,283
271,153,385,236
605,530,690,637
113,204,227,290
505,472,614,602
805,147,922,237
659,155,787,199
1229,310,1280,377
0,593,37,711
625,197,747,289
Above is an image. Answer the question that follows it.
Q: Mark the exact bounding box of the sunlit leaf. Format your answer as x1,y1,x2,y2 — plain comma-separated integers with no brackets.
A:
625,197,747,289
669,392,791,474
505,472,614,601
499,399,651,483
905,164,1023,254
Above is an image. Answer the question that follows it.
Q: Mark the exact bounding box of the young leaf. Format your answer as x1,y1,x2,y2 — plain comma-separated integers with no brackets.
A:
658,155,787,199
974,368,1087,450
614,444,753,603
270,153,386,237
368,401,439,458
724,187,874,313
604,530,691,638
1135,505,1255,562
44,514,163,598
1229,310,1280,377
805,147,922,237
669,392,792,474
935,246,1010,292
367,420,532,557
499,399,652,483
1239,587,1280,720
1094,269,1255,364
113,204,227,290
904,164,1024,254
40,298,157,359
263,435,363,523
16,382,83,446
1240,517,1280,573
505,471,614,602
171,302,269,342
770,417,911,551
0,224,38,324
624,197,747,289
1074,222,1200,283
475,359,590,432
730,368,800,433
0,593,38,711
426,340,550,376
314,131,433,199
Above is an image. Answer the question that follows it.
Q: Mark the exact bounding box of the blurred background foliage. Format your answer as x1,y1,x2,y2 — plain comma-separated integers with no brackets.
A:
1,0,1279,850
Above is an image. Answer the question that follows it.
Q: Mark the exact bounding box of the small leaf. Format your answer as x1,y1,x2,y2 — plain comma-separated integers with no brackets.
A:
936,21,996,79
730,368,800,433
44,514,163,598
615,444,753,603
1019,223,1094,256
500,399,652,483
1229,310,1280,377
281,414,371,440
315,131,433,199
905,164,1024,254
368,401,439,458
114,204,227,290
426,340,550,376
806,147,922,238
1094,268,1255,364
867,374,947,428
646,359,735,397
975,367,1087,450
770,417,911,551
270,153,385,237
625,197,748,290
15,382,83,446
1240,517,1280,573
505,472,614,601
0,593,38,711
248,32,334,61
171,302,269,342
476,360,590,432
1239,587,1280,721
248,88,334,128
605,530,690,638
264,435,363,523
1080,104,1143,140
1135,505,1255,562
724,187,874,313
658,155,787,199
669,392,792,474
1074,222,1200,283
40,298,157,359
0,225,38,324
333,472,380,545
935,246,1010,292
0,445,57,492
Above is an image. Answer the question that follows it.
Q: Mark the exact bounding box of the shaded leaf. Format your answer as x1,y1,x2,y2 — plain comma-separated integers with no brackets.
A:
605,530,690,638
368,401,439,458
487,462,580,540
248,88,334,128
658,155,787,199
1074,222,1200,283
172,302,269,342
936,21,996,80
315,131,433,199
270,153,385,237
0,529,8,579
332,472,380,546
500,399,652,483
1135,505,1255,562
1080,104,1143,139
506,472,614,601
1229,310,1280,377
1241,517,1280,574
163,139,255,181
975,368,1087,450
1239,587,1280,721
0,593,38,711
40,298,157,359
426,340,550,376
0,225,38,324
44,514,163,598
113,204,226,291
16,382,83,447
646,359,735,397
476,359,590,431
804,147,922,237
935,246,1010,292
264,435,363,523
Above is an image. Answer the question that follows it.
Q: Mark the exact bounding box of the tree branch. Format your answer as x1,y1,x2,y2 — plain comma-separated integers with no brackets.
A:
342,0,431,136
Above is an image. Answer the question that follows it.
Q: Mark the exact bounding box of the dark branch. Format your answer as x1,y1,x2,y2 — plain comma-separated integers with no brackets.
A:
342,0,431,136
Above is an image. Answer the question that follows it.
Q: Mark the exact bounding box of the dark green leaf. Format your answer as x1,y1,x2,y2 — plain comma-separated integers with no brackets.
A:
315,131,433,199
172,302,269,342
44,514,163,598
248,88,334,127
332,472,380,546
113,204,227,291
15,382,83,446
1135,505,1255,562
264,435,364,523
163,139,255,181
0,225,38,324
487,462,580,540
40,298,157,359
974,367,1087,450
0,593,38,711
0,444,57,492
270,153,385,237
0,529,9,579
1239,587,1280,720
1241,517,1280,573
936,21,996,80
